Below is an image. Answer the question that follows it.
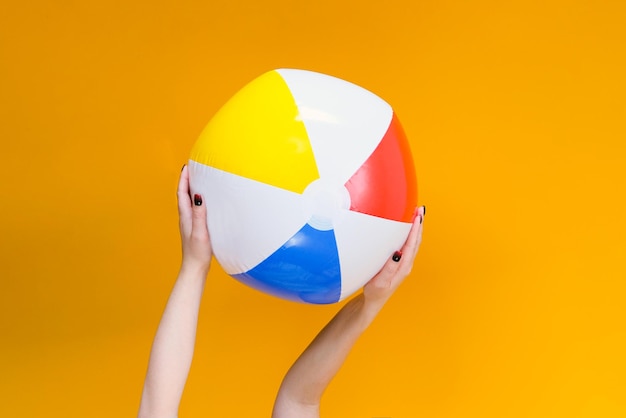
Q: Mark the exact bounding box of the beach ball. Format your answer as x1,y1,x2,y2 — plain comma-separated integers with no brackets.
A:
188,69,417,304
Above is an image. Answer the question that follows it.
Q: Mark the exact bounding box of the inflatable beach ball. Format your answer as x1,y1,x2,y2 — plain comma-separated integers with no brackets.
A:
189,69,417,304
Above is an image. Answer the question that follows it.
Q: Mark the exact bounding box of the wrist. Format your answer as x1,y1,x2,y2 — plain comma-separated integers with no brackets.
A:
361,294,388,320
343,294,385,332
179,259,211,280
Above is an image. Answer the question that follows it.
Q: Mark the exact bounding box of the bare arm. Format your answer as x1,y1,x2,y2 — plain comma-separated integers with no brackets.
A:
272,206,426,418
138,166,212,418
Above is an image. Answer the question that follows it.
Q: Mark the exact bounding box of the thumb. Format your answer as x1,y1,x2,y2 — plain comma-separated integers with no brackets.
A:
192,193,208,233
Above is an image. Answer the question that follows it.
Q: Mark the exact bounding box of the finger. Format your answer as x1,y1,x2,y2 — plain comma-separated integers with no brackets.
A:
177,165,193,232
386,206,423,279
402,206,424,261
364,206,425,295
368,251,403,289
191,192,209,239
415,205,425,248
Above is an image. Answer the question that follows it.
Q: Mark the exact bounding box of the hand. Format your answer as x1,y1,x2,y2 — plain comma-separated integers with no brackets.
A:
271,206,425,418
177,165,212,274
363,205,425,308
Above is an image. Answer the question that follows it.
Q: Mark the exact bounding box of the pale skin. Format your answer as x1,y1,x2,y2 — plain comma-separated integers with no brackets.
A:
138,165,425,418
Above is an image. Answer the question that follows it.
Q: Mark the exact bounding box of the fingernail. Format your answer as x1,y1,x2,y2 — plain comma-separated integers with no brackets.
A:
181,164,186,172
194,194,202,206
419,214,423,224
392,251,402,262
422,205,426,216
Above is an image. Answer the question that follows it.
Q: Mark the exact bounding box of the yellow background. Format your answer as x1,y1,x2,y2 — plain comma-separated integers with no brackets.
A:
1,0,625,417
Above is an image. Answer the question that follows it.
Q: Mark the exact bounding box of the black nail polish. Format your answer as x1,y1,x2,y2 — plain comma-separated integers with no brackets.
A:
392,251,402,262
419,215,423,224
423,205,426,216
181,164,186,172
194,194,202,206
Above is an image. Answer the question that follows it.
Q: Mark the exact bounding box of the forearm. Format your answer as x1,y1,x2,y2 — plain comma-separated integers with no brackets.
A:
138,264,208,418
273,295,384,417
